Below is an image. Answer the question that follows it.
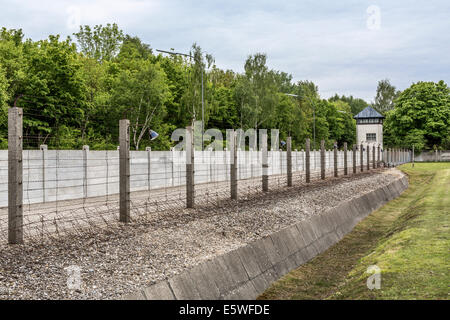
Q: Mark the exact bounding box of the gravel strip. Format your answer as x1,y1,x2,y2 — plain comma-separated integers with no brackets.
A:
0,169,403,300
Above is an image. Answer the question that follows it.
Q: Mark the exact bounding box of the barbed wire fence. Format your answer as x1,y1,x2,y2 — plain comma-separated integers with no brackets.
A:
0,105,413,244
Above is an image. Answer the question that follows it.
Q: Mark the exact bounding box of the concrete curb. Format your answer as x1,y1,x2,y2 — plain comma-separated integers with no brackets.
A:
122,174,409,300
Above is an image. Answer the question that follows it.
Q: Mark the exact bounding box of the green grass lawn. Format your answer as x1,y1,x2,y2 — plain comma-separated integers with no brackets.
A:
259,163,450,300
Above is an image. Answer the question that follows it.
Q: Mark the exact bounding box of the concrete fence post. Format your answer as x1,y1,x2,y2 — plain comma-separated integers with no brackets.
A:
146,147,151,191
287,137,292,187
82,145,89,198
320,140,325,180
360,144,364,172
8,107,23,244
119,119,131,223
343,142,348,176
412,145,415,168
186,126,195,208
305,139,311,183
262,131,269,192
333,143,338,177
40,144,47,203
373,145,376,169
352,144,356,174
230,130,238,200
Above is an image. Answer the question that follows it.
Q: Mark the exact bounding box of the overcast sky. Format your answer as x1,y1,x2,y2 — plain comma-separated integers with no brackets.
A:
1,0,449,102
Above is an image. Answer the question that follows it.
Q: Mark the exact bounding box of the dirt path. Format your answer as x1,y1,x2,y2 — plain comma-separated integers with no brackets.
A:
0,169,399,300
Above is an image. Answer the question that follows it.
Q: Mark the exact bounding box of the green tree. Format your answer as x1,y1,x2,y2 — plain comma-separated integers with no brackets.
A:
73,23,124,62
329,94,368,115
0,64,9,147
20,35,87,148
110,58,170,150
373,79,399,114
384,80,450,151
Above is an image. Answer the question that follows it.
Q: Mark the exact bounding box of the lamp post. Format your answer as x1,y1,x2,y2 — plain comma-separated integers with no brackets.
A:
156,49,205,150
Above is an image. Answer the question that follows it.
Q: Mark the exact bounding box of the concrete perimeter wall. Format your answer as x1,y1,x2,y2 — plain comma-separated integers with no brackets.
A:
123,174,408,300
0,149,364,208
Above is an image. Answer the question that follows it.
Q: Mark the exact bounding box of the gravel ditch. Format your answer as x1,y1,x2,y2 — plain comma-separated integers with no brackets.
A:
0,169,402,300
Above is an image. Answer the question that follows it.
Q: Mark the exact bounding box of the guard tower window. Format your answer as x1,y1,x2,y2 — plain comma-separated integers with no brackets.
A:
366,133,376,141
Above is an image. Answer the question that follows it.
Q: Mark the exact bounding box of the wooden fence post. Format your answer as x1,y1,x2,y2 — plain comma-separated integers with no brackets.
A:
360,144,364,172
305,139,311,183
344,142,348,176
230,130,238,200
373,145,376,169
262,131,269,192
8,107,23,244
287,137,292,187
186,126,195,208
320,140,325,180
377,144,381,168
352,144,356,174
119,119,130,223
333,143,338,177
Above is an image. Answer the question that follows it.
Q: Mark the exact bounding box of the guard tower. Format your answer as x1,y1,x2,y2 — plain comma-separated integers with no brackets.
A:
354,106,384,149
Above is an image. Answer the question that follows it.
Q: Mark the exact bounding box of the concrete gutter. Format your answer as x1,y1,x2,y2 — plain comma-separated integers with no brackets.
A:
123,174,409,300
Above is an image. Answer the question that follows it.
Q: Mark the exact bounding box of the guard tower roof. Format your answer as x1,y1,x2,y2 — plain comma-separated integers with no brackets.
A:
354,106,385,119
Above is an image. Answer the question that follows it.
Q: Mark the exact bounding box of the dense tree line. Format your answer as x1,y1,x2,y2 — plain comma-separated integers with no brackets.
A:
0,24,447,152
383,80,450,151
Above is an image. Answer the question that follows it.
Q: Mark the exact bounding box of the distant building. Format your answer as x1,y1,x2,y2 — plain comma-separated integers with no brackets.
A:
354,106,384,149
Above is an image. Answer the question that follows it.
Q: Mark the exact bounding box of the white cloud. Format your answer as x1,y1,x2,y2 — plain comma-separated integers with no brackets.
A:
1,0,449,101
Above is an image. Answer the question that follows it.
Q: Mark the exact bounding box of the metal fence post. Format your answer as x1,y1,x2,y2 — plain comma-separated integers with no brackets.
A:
230,130,238,200
412,145,415,168
320,140,325,179
262,131,269,192
186,126,195,208
8,107,23,244
287,137,292,187
334,143,338,177
305,139,311,183
119,119,131,223
367,145,370,171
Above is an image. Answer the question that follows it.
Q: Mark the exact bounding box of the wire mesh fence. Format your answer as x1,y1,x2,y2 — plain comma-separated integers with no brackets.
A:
0,146,394,243
0,106,412,243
